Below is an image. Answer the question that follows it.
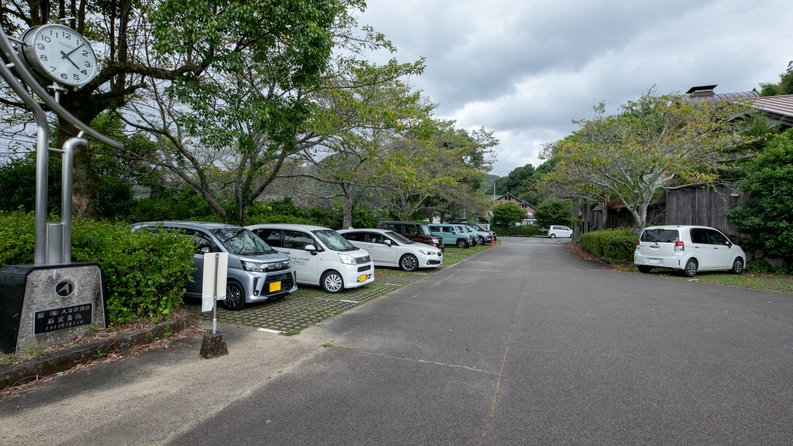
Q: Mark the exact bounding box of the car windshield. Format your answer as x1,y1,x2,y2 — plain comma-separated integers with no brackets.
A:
385,231,414,245
640,229,679,243
313,229,358,252
212,228,275,255
418,224,432,236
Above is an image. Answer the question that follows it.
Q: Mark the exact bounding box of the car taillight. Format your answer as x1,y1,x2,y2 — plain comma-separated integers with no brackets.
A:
674,241,684,251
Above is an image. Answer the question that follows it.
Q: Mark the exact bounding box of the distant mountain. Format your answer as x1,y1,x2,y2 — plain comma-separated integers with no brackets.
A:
482,174,500,195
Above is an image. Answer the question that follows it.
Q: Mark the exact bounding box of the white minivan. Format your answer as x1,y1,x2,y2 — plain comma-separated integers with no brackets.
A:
246,224,375,293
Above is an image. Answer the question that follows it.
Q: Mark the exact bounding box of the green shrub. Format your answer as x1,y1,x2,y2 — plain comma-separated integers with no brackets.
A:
0,211,36,266
492,225,542,237
746,260,770,273
71,220,195,325
0,211,195,326
580,228,637,263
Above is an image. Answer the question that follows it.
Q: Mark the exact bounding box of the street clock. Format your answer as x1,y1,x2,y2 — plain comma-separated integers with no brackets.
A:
19,23,99,88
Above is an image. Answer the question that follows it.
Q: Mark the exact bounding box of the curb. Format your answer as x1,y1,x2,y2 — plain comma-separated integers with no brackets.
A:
0,318,194,391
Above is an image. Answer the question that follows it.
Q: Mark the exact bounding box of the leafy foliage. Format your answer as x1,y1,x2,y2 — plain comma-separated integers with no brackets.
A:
758,61,793,96
727,129,793,261
492,225,542,237
71,220,196,325
541,89,758,233
491,201,526,228
0,211,36,266
0,154,62,214
534,199,572,229
580,228,638,263
0,212,194,326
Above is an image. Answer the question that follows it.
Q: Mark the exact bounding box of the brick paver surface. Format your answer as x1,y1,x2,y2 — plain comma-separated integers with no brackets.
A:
184,268,434,332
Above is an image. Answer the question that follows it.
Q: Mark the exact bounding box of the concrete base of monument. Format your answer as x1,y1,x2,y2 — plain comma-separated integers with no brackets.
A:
200,332,228,359
0,263,107,355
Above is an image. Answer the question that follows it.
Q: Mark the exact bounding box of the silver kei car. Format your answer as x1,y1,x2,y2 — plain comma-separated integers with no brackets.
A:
132,221,297,310
634,225,746,277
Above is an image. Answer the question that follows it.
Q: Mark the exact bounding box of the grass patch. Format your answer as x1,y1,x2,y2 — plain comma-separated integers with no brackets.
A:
0,353,17,366
441,243,493,267
625,265,793,295
575,244,793,295
280,329,301,336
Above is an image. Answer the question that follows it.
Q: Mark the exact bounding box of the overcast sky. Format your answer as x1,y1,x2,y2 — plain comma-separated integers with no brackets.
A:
357,0,793,177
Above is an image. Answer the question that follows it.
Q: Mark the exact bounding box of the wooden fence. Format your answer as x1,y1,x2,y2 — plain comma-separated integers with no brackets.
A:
585,183,748,239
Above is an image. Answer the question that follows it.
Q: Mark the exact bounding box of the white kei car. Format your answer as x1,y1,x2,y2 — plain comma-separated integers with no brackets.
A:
547,225,573,239
337,228,443,271
246,224,375,294
634,225,745,277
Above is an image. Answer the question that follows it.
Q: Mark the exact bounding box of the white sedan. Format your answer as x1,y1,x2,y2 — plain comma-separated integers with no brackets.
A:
337,229,443,271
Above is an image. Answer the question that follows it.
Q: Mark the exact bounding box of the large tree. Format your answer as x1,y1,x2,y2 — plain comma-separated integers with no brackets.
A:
726,128,793,261
295,56,428,228
541,90,758,233
1,0,340,220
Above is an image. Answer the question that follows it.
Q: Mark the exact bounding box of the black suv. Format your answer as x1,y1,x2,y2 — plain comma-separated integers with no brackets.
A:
376,221,444,251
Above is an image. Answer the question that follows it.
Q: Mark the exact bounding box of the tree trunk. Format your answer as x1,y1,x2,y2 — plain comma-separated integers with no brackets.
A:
342,194,353,229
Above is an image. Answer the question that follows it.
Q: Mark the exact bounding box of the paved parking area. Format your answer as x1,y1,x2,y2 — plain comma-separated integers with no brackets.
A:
184,268,432,332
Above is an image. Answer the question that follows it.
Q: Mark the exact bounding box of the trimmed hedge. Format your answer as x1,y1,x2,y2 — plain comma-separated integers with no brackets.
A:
580,228,638,263
0,212,195,326
492,225,543,237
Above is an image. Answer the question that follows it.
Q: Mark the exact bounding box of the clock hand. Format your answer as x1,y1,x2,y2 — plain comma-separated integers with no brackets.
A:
62,43,85,58
60,50,82,70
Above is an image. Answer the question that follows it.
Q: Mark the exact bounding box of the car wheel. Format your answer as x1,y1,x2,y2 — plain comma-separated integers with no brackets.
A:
321,270,344,294
222,280,246,310
638,265,652,273
456,239,469,249
399,254,419,272
550,233,556,239
682,258,698,277
731,258,744,274
478,236,485,245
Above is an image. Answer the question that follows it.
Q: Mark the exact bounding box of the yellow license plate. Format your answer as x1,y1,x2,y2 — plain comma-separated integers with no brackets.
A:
359,274,367,283
269,281,282,292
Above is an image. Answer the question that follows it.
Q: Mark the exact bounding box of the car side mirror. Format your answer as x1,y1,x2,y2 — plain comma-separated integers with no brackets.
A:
200,246,212,254
384,239,392,247
305,244,318,255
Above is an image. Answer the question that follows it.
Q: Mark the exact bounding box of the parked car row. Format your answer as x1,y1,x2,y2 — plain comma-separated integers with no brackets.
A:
132,219,489,310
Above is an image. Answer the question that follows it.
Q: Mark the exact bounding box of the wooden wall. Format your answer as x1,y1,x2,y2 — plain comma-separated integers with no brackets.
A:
588,183,747,239
663,183,747,238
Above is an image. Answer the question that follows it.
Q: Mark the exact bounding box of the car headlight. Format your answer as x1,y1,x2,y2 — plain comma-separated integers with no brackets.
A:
338,254,357,265
241,260,290,272
417,249,435,256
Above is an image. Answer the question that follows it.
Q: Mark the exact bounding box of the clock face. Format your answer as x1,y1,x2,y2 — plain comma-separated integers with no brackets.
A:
20,24,99,88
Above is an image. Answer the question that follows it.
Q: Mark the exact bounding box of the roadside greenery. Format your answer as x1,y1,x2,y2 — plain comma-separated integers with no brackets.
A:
726,128,793,263
579,228,637,263
491,201,526,228
540,89,759,234
492,225,542,237
534,198,572,229
0,212,195,325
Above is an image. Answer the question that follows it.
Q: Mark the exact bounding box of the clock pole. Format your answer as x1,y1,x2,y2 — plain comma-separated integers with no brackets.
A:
0,21,121,354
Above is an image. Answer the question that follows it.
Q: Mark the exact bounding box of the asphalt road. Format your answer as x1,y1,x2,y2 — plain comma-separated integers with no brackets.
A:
2,237,793,445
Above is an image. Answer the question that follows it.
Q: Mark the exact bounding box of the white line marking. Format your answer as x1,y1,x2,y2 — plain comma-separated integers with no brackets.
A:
257,328,282,334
